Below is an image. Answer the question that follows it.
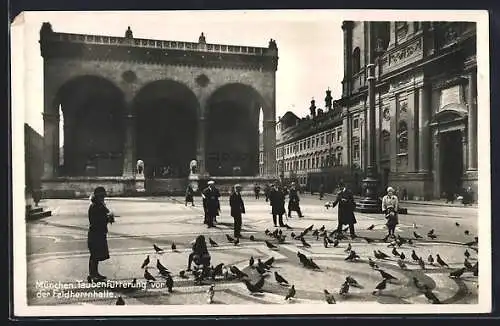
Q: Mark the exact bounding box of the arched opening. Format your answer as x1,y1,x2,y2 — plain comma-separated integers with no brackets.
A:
134,80,198,178
206,83,265,176
352,47,361,75
56,76,125,176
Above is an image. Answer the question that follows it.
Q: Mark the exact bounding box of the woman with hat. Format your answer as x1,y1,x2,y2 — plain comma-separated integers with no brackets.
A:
87,186,115,282
229,184,245,238
381,186,399,238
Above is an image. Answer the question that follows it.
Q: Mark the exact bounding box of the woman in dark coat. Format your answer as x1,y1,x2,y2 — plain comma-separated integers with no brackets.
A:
185,184,195,206
87,186,114,282
330,185,357,238
187,235,211,271
269,185,286,227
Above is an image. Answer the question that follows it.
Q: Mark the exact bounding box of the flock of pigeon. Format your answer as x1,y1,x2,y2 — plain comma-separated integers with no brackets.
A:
114,220,478,305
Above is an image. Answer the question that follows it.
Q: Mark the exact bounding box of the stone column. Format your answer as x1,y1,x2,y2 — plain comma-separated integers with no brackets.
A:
42,112,59,179
389,96,398,172
196,117,207,176
122,113,135,177
263,120,276,176
467,72,477,171
407,91,417,172
418,86,431,172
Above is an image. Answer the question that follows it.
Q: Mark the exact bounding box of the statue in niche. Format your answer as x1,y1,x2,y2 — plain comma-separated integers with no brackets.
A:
268,38,277,50
309,98,317,118
136,159,144,175
199,32,206,44
125,26,133,38
189,159,198,175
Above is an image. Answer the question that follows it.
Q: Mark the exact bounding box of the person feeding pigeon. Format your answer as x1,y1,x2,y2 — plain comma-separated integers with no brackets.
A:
87,186,115,282
187,235,211,272
330,183,357,239
230,184,245,238
382,186,399,238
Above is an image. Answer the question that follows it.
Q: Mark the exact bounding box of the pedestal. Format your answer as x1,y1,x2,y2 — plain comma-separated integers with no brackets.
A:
188,174,200,192
356,167,382,213
135,174,145,193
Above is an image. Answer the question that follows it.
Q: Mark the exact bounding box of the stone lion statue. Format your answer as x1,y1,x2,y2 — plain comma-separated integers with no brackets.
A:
189,159,198,175
136,159,144,175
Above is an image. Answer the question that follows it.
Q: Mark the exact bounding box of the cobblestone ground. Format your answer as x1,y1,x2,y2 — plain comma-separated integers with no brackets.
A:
26,195,479,306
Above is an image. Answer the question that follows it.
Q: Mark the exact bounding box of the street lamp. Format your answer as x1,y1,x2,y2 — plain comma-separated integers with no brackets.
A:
356,63,381,213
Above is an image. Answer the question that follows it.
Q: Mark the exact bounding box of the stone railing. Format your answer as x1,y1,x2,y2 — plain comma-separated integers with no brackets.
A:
47,32,269,56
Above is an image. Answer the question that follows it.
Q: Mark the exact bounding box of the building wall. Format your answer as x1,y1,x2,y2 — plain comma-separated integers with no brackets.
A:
25,124,44,192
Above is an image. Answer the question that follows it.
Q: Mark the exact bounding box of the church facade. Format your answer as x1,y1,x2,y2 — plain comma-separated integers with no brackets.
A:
276,21,477,200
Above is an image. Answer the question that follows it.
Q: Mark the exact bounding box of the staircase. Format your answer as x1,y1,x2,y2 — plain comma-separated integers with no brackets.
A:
26,205,52,221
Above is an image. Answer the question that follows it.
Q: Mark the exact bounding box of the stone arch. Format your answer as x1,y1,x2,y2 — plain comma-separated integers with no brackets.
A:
133,79,200,178
205,83,268,176
54,75,126,176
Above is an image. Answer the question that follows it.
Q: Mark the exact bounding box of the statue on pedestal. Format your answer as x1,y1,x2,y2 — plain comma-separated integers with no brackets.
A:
309,98,317,118
189,159,198,175
125,26,133,38
199,32,206,44
136,159,144,176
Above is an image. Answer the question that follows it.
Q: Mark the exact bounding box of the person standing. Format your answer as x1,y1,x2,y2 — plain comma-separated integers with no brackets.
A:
269,184,286,227
319,183,325,200
87,187,115,282
230,184,245,238
330,184,357,238
185,184,195,206
202,180,220,228
264,184,271,202
254,183,261,200
288,182,304,218
381,186,399,238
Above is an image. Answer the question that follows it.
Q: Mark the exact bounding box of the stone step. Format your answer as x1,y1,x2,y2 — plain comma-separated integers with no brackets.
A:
26,210,52,221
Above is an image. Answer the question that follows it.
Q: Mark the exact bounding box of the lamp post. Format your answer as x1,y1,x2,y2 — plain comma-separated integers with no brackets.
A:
356,63,381,213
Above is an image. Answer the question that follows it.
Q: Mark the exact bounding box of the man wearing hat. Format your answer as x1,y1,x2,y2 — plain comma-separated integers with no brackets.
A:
229,184,245,238
269,184,286,227
87,186,115,282
202,180,220,228
287,182,304,218
330,184,357,238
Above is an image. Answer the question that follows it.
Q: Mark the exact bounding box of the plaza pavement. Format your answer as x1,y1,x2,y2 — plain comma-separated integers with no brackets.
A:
26,194,479,306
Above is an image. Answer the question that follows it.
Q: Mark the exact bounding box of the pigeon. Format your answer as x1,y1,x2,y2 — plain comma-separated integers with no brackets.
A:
278,235,287,244
297,251,309,265
323,289,336,304
373,279,387,295
411,250,419,262
392,248,400,257
408,239,414,245
171,243,177,251
367,224,375,230
179,270,188,279
265,229,271,235
346,276,363,289
243,276,265,293
164,273,174,292
304,224,314,234
226,234,235,243
249,256,255,267
157,259,168,273
209,238,218,247
153,244,164,254
455,222,460,227
345,250,360,261
234,237,240,246
377,269,397,281
264,257,275,268
464,230,470,236
249,235,256,241
285,285,296,300
212,263,224,278
290,232,296,238
423,288,441,304
256,264,268,275
207,284,215,304
449,268,466,279
368,258,379,269
400,252,406,260
312,229,319,237
464,259,473,270
339,281,350,296
464,249,471,259
418,257,426,270
144,269,156,282
344,243,352,253
428,234,437,240
428,229,435,236
257,259,269,271
323,237,329,248
319,225,325,232
413,232,423,239
377,250,390,259
436,254,449,267
265,240,277,249
275,271,289,285
141,255,150,269
325,236,334,244
230,266,248,279
333,239,339,247
428,254,435,265
116,296,125,305
397,259,407,269
300,237,311,248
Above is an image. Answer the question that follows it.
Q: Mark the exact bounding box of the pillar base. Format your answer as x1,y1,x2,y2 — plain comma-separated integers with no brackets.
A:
135,174,145,193
355,174,382,214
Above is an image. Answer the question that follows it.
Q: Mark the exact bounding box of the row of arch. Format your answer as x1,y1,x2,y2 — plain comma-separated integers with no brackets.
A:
53,75,270,177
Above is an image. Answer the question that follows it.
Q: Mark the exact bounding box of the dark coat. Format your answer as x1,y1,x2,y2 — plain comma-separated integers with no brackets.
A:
185,186,194,202
288,187,300,211
269,189,286,215
330,189,357,225
87,199,111,261
230,192,245,218
202,186,220,216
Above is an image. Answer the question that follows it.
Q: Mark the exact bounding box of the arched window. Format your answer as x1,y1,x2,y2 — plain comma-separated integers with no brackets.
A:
352,47,361,75
397,121,408,154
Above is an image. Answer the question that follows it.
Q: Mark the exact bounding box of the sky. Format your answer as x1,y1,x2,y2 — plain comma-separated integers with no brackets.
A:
15,10,345,135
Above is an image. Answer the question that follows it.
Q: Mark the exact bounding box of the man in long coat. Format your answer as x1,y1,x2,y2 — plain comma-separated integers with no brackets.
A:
269,184,286,227
330,185,357,238
287,182,304,218
202,180,220,228
230,184,245,238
